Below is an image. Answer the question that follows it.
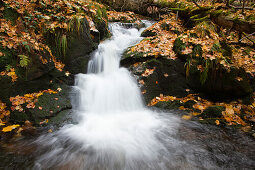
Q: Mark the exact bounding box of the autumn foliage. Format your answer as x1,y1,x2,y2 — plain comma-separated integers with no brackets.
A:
0,0,108,133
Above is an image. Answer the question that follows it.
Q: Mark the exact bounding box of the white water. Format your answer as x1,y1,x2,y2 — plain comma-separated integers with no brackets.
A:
33,22,216,170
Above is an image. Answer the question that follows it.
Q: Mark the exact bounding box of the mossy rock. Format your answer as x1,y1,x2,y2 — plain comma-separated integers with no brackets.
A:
199,118,225,125
123,56,189,104
141,29,157,37
173,38,187,60
9,111,30,123
21,85,72,124
48,109,74,126
201,106,225,118
183,100,196,109
154,100,183,110
3,6,19,24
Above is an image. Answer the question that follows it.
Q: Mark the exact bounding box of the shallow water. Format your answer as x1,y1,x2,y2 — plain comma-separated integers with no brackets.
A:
1,22,254,170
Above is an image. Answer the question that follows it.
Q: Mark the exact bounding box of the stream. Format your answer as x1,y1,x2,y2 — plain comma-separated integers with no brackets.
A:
1,22,255,170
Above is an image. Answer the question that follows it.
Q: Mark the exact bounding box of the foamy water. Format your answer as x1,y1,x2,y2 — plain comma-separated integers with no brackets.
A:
31,22,254,170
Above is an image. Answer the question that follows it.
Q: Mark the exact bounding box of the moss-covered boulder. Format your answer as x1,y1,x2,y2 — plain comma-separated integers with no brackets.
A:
141,29,157,37
201,106,225,118
121,52,190,104
9,85,72,125
154,100,183,110
188,66,253,101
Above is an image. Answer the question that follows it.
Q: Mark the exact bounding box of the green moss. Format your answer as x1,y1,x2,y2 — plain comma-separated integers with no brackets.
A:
199,118,225,125
146,58,163,66
154,100,183,110
0,45,16,70
10,111,30,123
173,37,186,55
201,106,225,118
3,7,19,24
211,9,224,17
141,29,157,37
160,22,170,31
183,100,196,109
192,44,202,58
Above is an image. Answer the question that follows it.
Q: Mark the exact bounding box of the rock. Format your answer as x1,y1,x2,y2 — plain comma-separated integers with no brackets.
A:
154,100,182,110
183,100,196,109
48,109,74,126
29,85,72,124
122,53,190,104
119,22,145,30
9,84,72,125
141,29,157,37
201,106,225,118
188,66,253,100
2,17,109,125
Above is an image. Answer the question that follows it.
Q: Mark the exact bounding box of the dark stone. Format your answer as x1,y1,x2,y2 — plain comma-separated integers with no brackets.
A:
119,22,145,30
188,66,253,101
122,52,190,104
154,100,183,110
183,100,196,109
48,109,74,126
141,29,157,37
28,85,72,124
201,106,225,118
1,17,109,125
64,19,97,75
8,84,72,124
10,111,30,123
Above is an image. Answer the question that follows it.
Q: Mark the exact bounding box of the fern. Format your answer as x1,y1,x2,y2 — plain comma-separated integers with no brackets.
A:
5,64,11,71
18,55,30,68
58,34,68,59
184,57,191,77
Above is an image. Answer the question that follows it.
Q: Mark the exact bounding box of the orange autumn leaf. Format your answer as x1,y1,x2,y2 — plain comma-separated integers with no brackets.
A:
2,124,20,132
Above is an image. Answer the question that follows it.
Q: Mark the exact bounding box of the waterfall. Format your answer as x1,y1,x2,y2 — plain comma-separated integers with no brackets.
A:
34,22,181,170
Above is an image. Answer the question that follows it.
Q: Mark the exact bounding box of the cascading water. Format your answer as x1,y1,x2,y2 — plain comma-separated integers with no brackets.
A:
30,22,255,170
33,22,179,170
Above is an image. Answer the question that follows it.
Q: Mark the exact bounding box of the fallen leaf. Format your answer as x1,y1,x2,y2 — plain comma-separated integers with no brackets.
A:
215,120,220,125
2,124,20,132
182,115,191,120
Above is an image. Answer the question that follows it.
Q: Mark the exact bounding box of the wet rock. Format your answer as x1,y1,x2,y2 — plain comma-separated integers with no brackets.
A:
29,85,72,124
122,54,190,104
201,106,225,118
9,84,72,125
154,100,182,110
119,22,145,30
183,100,196,109
141,29,157,37
188,66,253,100
2,17,109,125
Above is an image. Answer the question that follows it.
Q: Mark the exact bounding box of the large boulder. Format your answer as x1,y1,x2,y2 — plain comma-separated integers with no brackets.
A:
122,54,190,104
1,17,109,125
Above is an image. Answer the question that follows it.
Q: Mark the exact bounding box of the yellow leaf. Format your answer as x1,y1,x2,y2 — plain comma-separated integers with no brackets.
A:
179,106,186,110
192,112,201,116
215,120,220,125
241,126,251,132
2,124,20,132
182,115,191,120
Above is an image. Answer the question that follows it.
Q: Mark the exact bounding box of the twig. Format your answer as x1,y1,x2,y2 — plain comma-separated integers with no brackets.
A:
242,0,245,14
229,5,254,10
240,32,255,44
192,0,201,8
